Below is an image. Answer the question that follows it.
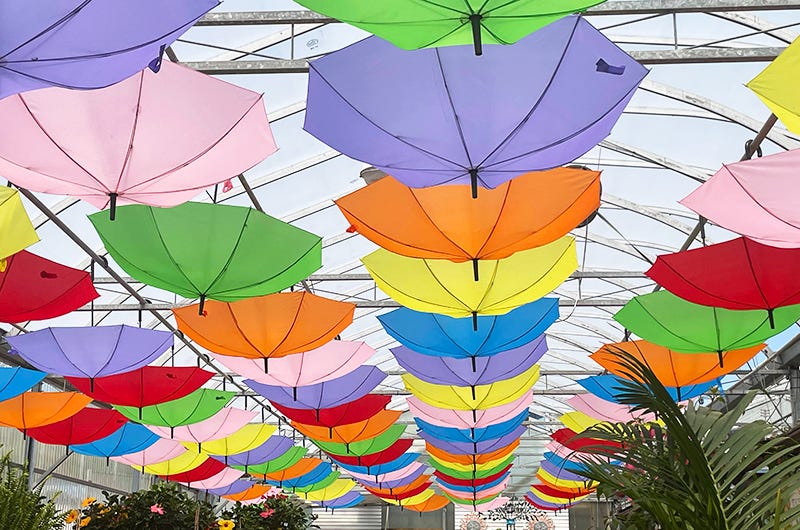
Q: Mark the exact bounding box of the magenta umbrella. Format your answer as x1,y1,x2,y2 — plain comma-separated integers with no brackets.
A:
407,391,533,430
0,61,275,219
212,341,375,385
175,467,245,490
567,394,657,423
146,408,256,448
110,438,187,469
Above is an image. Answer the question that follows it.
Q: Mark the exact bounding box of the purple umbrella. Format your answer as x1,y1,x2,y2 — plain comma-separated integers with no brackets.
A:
205,479,253,497
304,15,647,198
355,465,429,490
317,491,363,509
539,460,588,483
419,426,526,455
213,435,294,468
1,0,218,99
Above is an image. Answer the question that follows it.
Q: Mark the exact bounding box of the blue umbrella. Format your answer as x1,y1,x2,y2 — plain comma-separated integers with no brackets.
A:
539,459,588,483
0,367,45,402
357,465,428,490
542,452,590,474
317,491,364,509
419,425,526,455
70,423,158,458
335,452,420,476
415,410,528,447
266,462,334,489
577,374,719,404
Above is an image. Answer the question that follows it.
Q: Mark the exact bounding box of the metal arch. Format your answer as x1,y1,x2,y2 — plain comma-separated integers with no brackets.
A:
710,11,799,44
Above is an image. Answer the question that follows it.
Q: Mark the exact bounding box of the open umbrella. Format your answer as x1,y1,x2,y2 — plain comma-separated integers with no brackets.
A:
567,394,656,423
525,490,585,510
313,424,407,458
336,451,420,476
66,366,214,409
429,455,514,480
317,491,364,510
111,438,188,469
384,489,436,507
577,374,717,404
328,439,413,469
532,482,594,499
114,389,236,431
291,409,402,444
25,408,126,446
223,484,276,502
160,458,228,485
0,392,91,430
0,251,98,323
143,451,208,476
405,494,450,512
271,394,391,433
560,411,614,434
415,410,527,446
681,150,800,248
364,238,575,324
444,492,506,510
292,471,341,494
90,203,321,312
0,187,38,260
440,479,508,500
539,460,587,484
0,0,217,98
550,428,620,453
0,61,275,219
435,464,512,486
427,439,518,467
541,452,589,475
206,480,253,497
356,464,428,490
185,424,278,456
366,479,432,501
296,479,356,502
337,169,600,267
235,447,307,476
146,408,257,449
264,459,332,488
306,15,645,197
0,367,45,402
8,325,173,387
176,467,244,490
70,422,159,458
173,292,354,364
536,467,597,493
747,38,800,133
347,461,426,484
408,392,532,430
378,299,558,357
420,425,525,455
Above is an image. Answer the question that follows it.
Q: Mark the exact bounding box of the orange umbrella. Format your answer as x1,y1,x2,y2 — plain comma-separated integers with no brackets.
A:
223,484,275,502
405,494,450,512
0,392,92,431
363,474,432,497
426,439,519,466
173,292,355,368
291,409,402,444
336,169,600,264
591,340,763,389
263,458,326,482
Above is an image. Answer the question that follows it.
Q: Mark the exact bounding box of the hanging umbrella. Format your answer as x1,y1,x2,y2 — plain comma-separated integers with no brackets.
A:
532,482,594,499
0,367,45,402
264,460,333,489
66,366,214,409
420,425,525,455
111,438,188,469
542,452,589,475
271,394,391,433
0,0,217,98
0,392,91,430
313,424,407,458
184,424,278,456
327,439,413,469
246,366,387,412
356,464,428,490
440,479,509,500
261,458,326,482
384,489,436,507
90,202,321,312
317,491,364,510
70,422,159,458
212,341,375,386
681,150,800,248
366,479,432,501
536,467,597,493
443,492,504,508
0,251,98,323
336,451,419,476
364,238,576,324
747,38,800,133
0,187,38,260
577,374,718,404
305,16,646,197
234,446,308,475
173,292,354,364
415,410,527,446
291,471,342,494
405,494,450,512
224,484,277,502
531,485,590,504
539,460,587,483
25,408,126,446
175,467,244,490
378,299,558,357
525,490,585,510
0,61,275,219
408,392,532,430
143,451,209,476
347,461,426,484
291,409,402,444
296,480,356,502
429,455,514,481
336,169,600,266
114,389,236,431
427,439,519,468
209,434,292,468
550,428,620,453
160,458,227,485
146,408,256,448
206,480,253,497
435,465,512,487
560,411,605,434
566,394,656,424
8,325,173,386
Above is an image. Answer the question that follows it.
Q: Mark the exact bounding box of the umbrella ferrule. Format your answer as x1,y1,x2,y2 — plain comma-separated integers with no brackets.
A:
471,311,478,331
468,14,483,56
468,168,480,198
472,258,479,281
108,192,118,221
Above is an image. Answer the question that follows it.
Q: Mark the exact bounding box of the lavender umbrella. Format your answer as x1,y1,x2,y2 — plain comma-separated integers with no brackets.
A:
214,435,295,469
304,15,647,198
1,0,218,99
356,465,428,490
420,426,526,455
539,460,588,483
205,480,253,497
317,491,364,509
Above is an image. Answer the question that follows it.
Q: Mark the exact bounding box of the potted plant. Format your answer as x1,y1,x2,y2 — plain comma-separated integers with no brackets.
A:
0,451,62,530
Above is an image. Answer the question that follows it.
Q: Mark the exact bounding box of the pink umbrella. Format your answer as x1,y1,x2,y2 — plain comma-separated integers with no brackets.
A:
439,479,509,500
681,150,800,248
110,438,187,469
212,341,375,387
348,462,426,483
176,467,244,490
566,394,656,423
407,391,533,429
0,61,275,219
146,408,256,449
465,496,510,512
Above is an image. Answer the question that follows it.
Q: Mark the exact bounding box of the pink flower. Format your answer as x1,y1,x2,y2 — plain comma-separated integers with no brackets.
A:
150,504,164,515
260,509,275,518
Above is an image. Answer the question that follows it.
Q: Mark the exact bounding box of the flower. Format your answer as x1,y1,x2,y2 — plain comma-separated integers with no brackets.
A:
260,508,275,518
81,497,96,507
150,504,164,514
218,520,236,530
65,510,79,524
79,516,92,527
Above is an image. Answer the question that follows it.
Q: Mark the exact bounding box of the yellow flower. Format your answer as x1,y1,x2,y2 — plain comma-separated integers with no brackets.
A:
65,510,79,524
79,516,91,527
218,520,236,530
99,508,110,515
81,497,96,507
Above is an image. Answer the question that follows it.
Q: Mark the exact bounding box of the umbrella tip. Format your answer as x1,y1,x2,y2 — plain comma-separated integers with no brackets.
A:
108,192,118,221
468,15,483,56
468,169,479,198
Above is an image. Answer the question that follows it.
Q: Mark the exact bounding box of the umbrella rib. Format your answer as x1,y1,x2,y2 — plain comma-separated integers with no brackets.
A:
725,166,800,235
659,259,749,309
203,208,253,299
144,208,204,297
397,192,473,258
473,181,513,258
268,295,306,356
226,303,272,358
113,72,146,197
634,300,720,351
370,265,459,314
422,259,475,313
1,0,91,60
95,325,126,380
434,48,475,171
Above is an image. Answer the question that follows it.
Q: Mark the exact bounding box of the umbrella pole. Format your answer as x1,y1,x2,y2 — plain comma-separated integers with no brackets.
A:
469,169,479,198
198,295,206,316
472,312,478,331
717,350,724,369
468,15,483,56
768,308,775,329
472,258,479,281
471,385,476,401
264,357,269,373
471,356,477,372
108,193,118,221
293,386,298,401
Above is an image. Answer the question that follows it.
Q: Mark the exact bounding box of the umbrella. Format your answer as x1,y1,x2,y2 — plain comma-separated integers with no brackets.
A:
224,484,276,502
265,461,333,489
296,480,356,502
173,292,354,364
393,335,546,383
346,461,426,483
114,389,236,432
235,446,307,475
146,408,256,448
0,367,45,402
246,366,387,412
356,464,428,490
111,438,188,469
747,38,800,133
384,489,436,507
144,451,208,476
206,480,253,497
212,341,375,388
336,169,601,266
429,456,514,481
0,61,275,219
160,458,227,485
313,424,407,457
263,458,329,483
536,468,596,493
566,394,656,423
25,408,126,446
90,202,321,312
366,479,432,500
435,465,512,487
427,439,518,467
8,325,173,386
378,299,558,357
681,150,800,248
0,0,217,98
402,364,539,411
66,366,214,408
539,460,586,483
440,479,508,500
304,16,646,197
525,490,585,510
291,409,402,444
364,238,576,324
0,392,91,430
542,452,589,475
532,482,594,499
0,251,98,323
577,374,718,404
0,187,38,260
550,428,620,453
647,237,800,326
185,424,278,456
336,451,420,476
405,494,450,512
70,422,159,458
176,467,244,490
443,492,504,509
271,394,391,433
327,439,413,468
316,491,364,509
292,471,341,494
408,391,532,430
420,425,525,455
415,410,527,446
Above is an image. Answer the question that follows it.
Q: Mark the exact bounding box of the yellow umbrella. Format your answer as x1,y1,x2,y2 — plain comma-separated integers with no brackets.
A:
536,468,597,491
362,237,576,322
429,453,510,473
0,187,38,262
402,364,539,411
747,37,800,133
297,479,356,501
143,451,208,476
559,411,608,434
182,424,276,455
383,488,435,506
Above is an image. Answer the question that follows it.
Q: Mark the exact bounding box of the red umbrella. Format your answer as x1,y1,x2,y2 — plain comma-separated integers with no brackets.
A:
434,465,512,487
367,481,432,500
331,439,414,468
160,458,227,485
550,428,621,451
363,474,432,497
647,237,800,327
25,408,127,446
532,483,594,499
271,394,391,436
0,250,98,323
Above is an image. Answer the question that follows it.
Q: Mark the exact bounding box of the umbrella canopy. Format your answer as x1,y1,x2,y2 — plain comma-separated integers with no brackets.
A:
356,464,428,490
364,239,576,321
681,150,800,248
146,408,256,446
111,438,188,469
115,389,236,428
384,489,436,507
0,367,45,402
305,16,646,196
313,424,407,457
25,408,126,446
0,187,38,260
0,392,91,430
420,426,525,455
291,471,341,494
8,325,172,382
144,451,208,476
336,451,420,476
271,394,391,430
263,458,328,482
0,251,98,323
347,461,426,484
405,494,450,512
415,410,527,445
266,463,334,489
532,482,594,499
235,446,307,475
560,411,612,434
205,480,253,497
223,484,276,502
366,479,432,500
296,480,356,502
213,341,375,386
70,422,159,457
328,439,414,468
525,490,584,510
550,428,620,453
160,458,227,485
378,299,558,357
185,424,278,456
440,479,508,500
408,392,532,430
173,292,354,362
536,467,597,493
427,440,519,467
0,0,217,98
429,455,514,480
435,465,512,487
316,491,364,509
0,62,275,218
577,374,717,404
67,366,214,408
747,38,800,133
90,203,321,310
444,492,506,510
567,394,656,423
176,467,244,490
291,409,402,443
539,460,587,483
336,169,600,263
246,366,387,411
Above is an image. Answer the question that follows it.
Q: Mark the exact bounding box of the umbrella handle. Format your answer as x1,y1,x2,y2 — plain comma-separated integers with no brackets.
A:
469,169,480,198
468,15,483,56
108,193,118,221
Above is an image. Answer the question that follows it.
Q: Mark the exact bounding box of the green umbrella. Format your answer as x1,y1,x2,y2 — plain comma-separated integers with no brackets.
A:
314,424,406,458
90,202,321,313
614,291,800,363
294,0,605,55
114,389,235,434
233,446,308,475
429,454,514,480
291,471,341,493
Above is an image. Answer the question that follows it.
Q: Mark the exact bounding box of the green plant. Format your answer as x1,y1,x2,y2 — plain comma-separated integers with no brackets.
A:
575,351,800,530
219,492,317,530
0,451,63,530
